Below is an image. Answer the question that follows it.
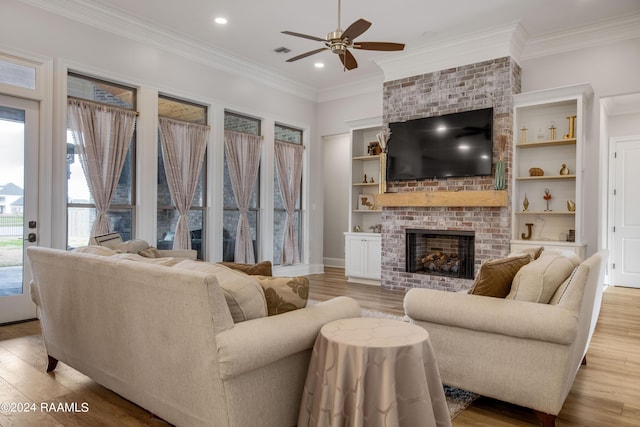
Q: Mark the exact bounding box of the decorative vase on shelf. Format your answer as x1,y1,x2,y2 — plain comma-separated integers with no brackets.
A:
567,200,576,212
560,164,570,175
494,134,506,190
523,193,529,211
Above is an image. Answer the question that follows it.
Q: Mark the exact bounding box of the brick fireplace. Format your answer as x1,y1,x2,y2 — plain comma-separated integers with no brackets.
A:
380,57,521,292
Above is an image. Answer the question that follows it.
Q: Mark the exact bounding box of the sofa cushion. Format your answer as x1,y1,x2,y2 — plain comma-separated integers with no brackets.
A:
111,253,185,266
469,254,531,298
507,254,580,303
219,261,272,276
72,245,118,256
252,276,309,316
173,260,267,323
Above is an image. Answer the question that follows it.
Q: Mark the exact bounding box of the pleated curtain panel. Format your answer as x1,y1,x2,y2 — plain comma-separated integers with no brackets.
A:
158,117,209,250
224,130,262,264
274,140,303,265
67,98,137,239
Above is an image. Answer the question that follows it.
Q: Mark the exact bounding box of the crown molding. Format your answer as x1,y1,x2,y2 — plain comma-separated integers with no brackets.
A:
374,22,522,83
521,12,640,60
19,0,319,102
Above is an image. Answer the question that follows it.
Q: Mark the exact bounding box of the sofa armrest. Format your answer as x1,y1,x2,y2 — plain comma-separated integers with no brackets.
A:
404,288,578,345
216,296,361,379
157,249,197,259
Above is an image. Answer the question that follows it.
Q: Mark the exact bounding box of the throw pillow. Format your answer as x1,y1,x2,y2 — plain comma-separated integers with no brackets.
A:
219,260,273,276
549,264,589,310
114,239,150,254
252,275,309,316
469,254,531,298
173,260,267,323
508,246,544,261
138,246,162,258
506,254,581,303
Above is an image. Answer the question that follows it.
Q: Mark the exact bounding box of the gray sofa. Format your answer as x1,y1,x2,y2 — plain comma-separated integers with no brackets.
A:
27,246,361,427
404,250,607,427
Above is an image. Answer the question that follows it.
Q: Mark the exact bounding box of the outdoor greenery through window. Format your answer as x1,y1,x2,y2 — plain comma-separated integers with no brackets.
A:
274,123,303,265
66,72,136,248
157,95,207,259
223,111,261,262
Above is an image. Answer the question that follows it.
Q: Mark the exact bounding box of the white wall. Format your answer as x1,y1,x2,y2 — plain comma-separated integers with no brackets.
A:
0,1,323,272
322,133,350,267
608,112,640,137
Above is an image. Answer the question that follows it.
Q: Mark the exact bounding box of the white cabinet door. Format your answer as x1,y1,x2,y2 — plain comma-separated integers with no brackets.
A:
345,233,381,281
345,236,366,277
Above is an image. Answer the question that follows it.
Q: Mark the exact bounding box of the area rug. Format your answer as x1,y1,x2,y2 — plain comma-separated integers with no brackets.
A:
306,299,478,419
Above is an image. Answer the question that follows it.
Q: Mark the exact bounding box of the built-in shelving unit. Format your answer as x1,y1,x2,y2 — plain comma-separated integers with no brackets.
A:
511,84,593,259
344,117,383,285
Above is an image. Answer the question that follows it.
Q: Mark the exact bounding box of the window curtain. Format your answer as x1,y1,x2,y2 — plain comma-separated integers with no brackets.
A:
224,130,262,264
158,117,209,250
67,98,137,237
274,140,303,265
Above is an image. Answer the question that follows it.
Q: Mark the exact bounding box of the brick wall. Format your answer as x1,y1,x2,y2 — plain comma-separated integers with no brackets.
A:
381,57,521,291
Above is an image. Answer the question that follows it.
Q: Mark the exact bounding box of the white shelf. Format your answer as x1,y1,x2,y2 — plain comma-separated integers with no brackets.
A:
512,84,592,257
353,155,381,161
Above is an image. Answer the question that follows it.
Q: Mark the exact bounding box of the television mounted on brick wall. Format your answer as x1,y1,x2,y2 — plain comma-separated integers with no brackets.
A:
386,108,493,181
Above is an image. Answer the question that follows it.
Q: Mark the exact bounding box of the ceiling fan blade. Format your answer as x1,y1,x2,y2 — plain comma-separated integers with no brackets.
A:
286,47,329,62
353,41,405,51
341,19,371,41
281,31,326,42
339,49,358,70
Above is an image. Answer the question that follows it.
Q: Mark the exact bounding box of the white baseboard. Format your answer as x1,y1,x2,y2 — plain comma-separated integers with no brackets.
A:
323,257,345,268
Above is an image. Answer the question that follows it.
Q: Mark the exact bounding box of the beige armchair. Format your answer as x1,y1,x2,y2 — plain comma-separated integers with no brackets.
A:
404,250,607,427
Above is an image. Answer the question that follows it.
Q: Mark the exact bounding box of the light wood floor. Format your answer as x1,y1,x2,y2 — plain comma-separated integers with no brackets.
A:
0,267,638,426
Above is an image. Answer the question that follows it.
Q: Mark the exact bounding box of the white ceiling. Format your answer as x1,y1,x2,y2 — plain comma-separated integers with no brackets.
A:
30,0,640,93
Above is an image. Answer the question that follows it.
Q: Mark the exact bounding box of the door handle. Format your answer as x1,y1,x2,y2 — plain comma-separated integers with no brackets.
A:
27,233,37,243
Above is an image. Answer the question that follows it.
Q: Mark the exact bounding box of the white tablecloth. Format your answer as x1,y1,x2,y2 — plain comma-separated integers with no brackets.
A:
298,317,451,427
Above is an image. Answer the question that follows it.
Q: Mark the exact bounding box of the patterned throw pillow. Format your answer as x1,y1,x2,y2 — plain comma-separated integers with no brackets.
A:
252,276,309,316
219,261,273,276
469,254,531,298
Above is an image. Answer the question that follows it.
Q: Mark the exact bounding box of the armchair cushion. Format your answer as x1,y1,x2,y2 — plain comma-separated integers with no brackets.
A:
507,253,580,303
173,260,267,323
469,254,530,298
253,275,309,315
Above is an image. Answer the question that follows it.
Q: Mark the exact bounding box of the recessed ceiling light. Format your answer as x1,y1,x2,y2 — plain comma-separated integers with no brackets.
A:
314,62,325,68
215,17,228,25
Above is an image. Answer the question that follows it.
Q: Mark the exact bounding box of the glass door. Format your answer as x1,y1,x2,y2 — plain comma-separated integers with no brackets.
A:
0,94,38,323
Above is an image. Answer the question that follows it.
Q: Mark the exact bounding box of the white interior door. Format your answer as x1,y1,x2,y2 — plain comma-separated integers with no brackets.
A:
0,94,39,323
612,137,640,288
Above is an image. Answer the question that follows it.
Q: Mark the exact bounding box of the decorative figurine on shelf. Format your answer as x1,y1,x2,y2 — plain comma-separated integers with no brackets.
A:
523,193,530,211
521,223,533,240
537,128,545,141
543,188,552,211
549,121,556,140
567,200,576,212
370,177,375,183
363,173,368,183
353,225,361,232
521,124,528,143
564,115,577,139
559,164,570,175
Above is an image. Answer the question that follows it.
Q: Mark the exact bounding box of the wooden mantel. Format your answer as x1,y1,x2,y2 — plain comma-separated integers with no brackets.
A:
375,190,508,207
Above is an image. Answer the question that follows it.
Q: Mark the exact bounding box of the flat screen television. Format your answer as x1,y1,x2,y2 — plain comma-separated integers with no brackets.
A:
386,108,493,181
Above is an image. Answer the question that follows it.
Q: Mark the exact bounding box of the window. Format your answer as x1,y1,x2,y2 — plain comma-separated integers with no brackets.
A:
273,123,303,265
223,112,261,262
66,73,136,248
157,95,207,259
0,58,36,90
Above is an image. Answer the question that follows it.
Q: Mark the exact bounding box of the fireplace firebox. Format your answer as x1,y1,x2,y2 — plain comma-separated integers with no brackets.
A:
406,229,475,279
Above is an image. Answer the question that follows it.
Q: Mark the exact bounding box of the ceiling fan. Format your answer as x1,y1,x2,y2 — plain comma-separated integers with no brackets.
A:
281,0,405,71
